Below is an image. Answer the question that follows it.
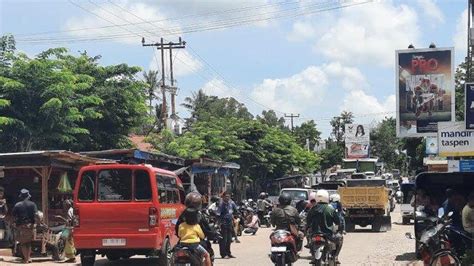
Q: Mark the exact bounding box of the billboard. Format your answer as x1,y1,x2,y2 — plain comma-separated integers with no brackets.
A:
345,124,370,159
396,48,455,137
425,136,438,155
465,83,474,129
438,121,474,157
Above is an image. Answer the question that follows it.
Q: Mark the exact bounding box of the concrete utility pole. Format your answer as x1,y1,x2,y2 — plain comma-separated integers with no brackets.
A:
142,37,185,129
284,113,300,131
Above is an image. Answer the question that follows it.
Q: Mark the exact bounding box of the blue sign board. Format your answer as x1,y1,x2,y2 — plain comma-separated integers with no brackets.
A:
459,160,474,172
465,83,474,129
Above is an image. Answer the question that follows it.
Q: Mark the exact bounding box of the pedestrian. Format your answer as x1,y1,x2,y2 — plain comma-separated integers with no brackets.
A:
0,186,7,262
216,191,238,259
462,192,474,234
12,189,38,264
63,199,76,262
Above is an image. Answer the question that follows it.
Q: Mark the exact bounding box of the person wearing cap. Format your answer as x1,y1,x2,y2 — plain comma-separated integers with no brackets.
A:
12,189,38,264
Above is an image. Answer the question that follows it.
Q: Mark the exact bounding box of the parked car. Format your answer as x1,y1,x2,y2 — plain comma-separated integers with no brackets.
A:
73,164,185,266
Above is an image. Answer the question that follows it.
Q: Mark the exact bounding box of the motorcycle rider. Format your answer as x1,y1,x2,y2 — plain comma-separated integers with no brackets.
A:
270,193,304,251
330,193,345,233
257,192,272,226
175,192,217,261
306,189,342,264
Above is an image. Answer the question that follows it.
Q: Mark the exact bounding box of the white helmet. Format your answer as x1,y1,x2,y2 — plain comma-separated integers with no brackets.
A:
330,193,341,202
309,192,317,202
315,189,330,203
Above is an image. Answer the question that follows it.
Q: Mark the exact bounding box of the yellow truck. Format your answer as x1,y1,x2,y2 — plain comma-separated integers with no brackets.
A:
338,179,392,232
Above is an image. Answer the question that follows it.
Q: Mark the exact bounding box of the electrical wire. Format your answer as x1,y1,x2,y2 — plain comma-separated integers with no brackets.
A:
16,0,373,44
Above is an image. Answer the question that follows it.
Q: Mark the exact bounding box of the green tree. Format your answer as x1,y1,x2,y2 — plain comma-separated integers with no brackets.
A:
0,44,147,152
293,120,321,150
143,70,159,115
454,60,474,121
330,111,354,145
256,110,286,128
370,117,404,170
182,90,253,128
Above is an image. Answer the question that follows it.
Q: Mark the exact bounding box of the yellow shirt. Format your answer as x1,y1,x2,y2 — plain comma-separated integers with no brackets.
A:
178,222,205,244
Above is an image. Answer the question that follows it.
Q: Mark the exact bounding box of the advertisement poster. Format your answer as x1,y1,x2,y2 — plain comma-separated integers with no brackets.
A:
465,83,474,129
438,121,474,157
345,124,370,159
425,136,438,155
396,48,455,137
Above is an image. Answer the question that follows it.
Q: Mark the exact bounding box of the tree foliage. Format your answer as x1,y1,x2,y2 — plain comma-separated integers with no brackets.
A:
182,89,253,128
0,38,147,152
293,120,321,150
176,90,319,180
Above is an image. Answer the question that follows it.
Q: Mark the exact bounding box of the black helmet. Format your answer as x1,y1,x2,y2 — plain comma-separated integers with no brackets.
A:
184,192,203,209
278,192,292,206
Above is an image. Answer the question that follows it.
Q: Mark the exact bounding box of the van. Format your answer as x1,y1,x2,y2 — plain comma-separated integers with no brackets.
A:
73,164,185,266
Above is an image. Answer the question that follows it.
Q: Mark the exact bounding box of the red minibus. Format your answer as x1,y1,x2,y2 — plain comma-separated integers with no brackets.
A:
73,164,185,266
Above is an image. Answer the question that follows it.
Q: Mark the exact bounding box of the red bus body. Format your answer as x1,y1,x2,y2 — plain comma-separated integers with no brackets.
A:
73,164,185,259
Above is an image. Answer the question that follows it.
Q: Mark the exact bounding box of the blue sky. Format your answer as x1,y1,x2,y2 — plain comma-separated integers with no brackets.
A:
0,0,469,136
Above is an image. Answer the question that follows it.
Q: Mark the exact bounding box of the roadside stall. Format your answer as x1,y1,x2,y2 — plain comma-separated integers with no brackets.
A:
0,151,112,225
184,158,240,203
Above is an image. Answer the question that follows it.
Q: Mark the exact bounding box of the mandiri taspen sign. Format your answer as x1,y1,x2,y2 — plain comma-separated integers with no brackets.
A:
438,121,474,157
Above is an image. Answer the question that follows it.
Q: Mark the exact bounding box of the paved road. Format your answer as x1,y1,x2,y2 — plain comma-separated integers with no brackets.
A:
0,206,421,265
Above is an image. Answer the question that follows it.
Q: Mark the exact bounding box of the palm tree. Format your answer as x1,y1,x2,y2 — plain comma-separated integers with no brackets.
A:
143,70,159,115
182,89,215,128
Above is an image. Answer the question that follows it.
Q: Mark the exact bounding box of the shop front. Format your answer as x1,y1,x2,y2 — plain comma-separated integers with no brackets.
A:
0,151,112,225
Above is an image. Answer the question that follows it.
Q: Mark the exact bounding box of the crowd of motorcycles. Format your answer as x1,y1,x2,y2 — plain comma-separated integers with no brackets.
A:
172,195,344,266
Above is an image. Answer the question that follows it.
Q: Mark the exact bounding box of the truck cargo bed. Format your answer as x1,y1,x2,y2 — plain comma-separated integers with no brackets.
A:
338,186,388,209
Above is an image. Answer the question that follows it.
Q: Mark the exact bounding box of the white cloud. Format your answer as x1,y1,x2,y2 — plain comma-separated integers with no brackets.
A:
149,49,202,78
249,63,367,114
416,0,445,24
201,78,236,98
65,2,182,45
287,1,420,67
250,66,329,113
64,0,277,45
341,90,396,123
453,8,468,60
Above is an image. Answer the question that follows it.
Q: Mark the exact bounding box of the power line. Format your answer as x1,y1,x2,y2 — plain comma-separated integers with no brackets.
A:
16,0,373,44
14,0,296,38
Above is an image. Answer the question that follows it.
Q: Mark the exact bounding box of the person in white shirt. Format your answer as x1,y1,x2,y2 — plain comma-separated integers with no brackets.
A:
243,208,259,235
462,192,474,234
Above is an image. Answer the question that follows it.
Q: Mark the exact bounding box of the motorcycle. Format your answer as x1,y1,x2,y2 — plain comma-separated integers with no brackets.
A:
172,244,205,266
406,211,471,265
12,213,68,261
261,206,272,228
310,233,337,266
269,230,298,266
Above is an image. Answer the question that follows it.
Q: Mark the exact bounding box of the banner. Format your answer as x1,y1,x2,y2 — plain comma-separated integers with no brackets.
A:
345,124,370,159
396,48,455,137
425,136,438,155
465,83,474,129
438,121,474,157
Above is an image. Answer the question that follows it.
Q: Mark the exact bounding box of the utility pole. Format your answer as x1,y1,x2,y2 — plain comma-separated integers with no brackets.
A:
142,37,185,130
284,113,300,131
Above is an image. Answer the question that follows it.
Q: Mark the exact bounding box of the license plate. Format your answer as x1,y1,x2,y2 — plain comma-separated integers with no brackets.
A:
271,246,287,252
102,238,126,246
